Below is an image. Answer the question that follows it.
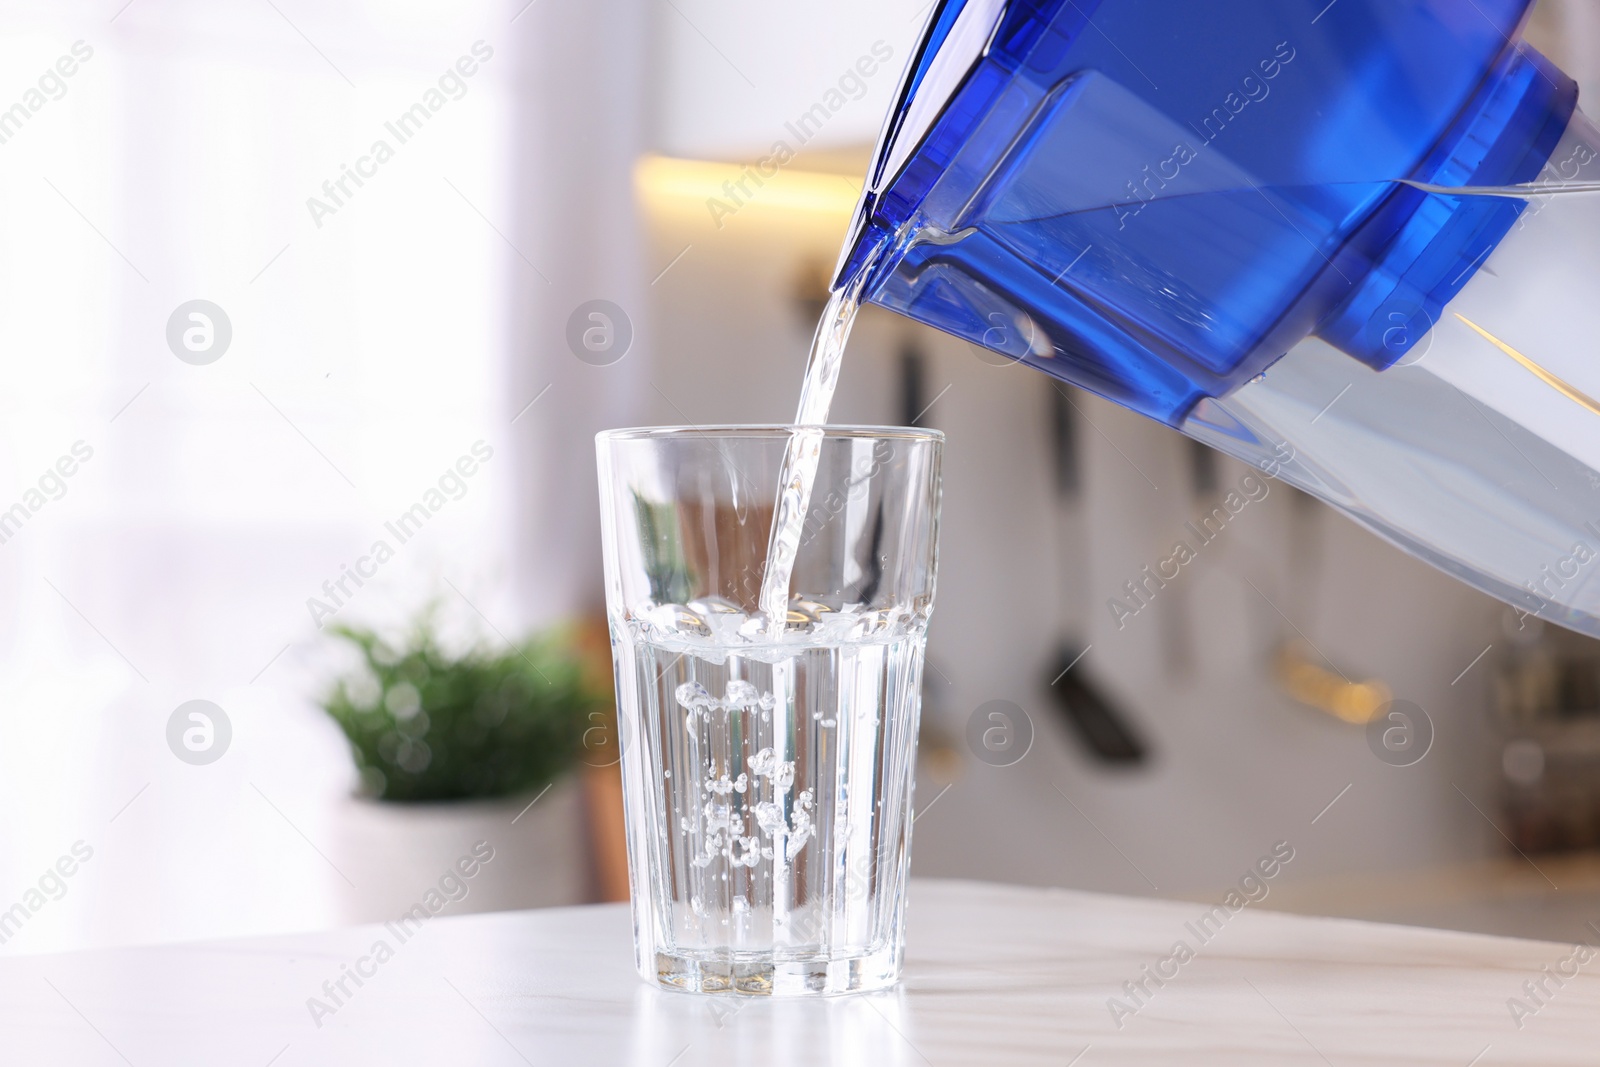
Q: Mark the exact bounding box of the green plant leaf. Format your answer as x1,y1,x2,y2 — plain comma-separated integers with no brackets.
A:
320,616,601,803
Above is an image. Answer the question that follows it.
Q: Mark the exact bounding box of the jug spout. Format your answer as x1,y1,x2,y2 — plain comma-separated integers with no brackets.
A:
844,0,1600,636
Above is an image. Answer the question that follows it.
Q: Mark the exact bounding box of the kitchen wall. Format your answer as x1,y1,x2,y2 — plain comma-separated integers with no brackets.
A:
649,0,924,159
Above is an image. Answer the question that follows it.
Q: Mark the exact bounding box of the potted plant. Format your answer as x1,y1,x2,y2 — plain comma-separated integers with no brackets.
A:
319,614,607,919
322,620,597,802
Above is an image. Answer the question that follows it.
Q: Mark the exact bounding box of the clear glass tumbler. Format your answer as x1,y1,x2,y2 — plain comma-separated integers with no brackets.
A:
595,426,942,996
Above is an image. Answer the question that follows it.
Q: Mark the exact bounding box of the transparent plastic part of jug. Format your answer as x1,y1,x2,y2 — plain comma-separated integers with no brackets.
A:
838,0,1600,638
1185,112,1600,638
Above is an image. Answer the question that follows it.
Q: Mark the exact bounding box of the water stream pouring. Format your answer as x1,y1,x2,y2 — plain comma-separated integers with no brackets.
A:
836,0,1600,637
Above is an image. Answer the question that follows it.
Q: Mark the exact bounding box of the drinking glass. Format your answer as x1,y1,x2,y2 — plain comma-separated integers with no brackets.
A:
595,426,942,995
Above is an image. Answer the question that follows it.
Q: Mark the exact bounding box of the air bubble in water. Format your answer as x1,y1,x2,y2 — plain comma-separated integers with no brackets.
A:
675,681,715,711
690,596,742,615
725,680,760,708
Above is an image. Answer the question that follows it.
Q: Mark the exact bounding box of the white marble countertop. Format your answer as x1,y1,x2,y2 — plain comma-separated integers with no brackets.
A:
1,879,1595,1065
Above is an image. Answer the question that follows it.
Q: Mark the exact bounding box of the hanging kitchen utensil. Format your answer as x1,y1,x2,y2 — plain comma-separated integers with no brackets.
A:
1045,382,1148,765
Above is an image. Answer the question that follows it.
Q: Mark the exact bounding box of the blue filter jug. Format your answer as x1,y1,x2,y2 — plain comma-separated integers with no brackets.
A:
838,0,1600,637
